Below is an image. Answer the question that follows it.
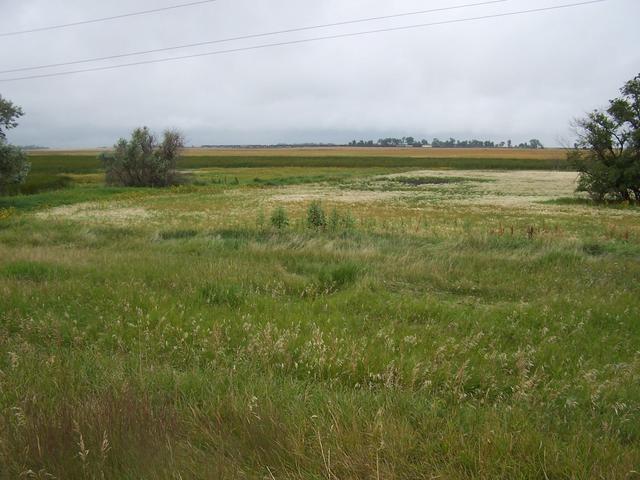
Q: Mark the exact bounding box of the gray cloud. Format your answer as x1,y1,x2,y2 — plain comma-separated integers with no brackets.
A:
1,0,638,147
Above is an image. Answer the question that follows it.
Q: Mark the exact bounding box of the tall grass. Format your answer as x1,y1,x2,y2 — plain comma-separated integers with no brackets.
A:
0,161,638,478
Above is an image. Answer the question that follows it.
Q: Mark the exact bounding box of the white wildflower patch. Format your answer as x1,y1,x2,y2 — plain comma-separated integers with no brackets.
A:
35,202,156,224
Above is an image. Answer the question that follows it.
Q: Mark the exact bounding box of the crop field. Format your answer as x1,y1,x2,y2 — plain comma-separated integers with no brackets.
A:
1,150,639,478
35,147,568,159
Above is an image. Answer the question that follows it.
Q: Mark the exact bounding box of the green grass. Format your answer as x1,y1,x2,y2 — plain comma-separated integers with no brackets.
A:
28,153,572,172
0,185,132,212
27,155,103,175
7,152,568,199
2,173,75,196
0,156,639,479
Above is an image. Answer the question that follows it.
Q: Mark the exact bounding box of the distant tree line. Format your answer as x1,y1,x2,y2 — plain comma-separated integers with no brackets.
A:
200,143,343,148
199,138,545,149
348,137,544,149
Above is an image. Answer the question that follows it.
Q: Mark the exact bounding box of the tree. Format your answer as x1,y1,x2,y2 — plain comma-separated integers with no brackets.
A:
570,73,640,202
0,95,29,193
0,94,23,141
529,139,544,149
100,127,185,187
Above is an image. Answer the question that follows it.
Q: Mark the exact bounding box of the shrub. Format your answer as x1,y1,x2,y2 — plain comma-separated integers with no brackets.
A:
99,127,184,187
307,201,326,229
270,206,289,229
328,207,356,231
0,142,30,193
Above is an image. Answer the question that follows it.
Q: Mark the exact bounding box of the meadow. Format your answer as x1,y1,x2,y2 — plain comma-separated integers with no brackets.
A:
1,148,639,479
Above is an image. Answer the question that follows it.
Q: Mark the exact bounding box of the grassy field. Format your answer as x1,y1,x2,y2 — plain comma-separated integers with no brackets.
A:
1,150,639,479
12,148,570,198
33,147,568,159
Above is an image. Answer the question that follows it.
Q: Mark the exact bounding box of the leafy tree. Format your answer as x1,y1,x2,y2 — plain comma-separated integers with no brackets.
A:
529,139,544,149
0,94,23,141
570,73,640,202
0,95,29,193
100,127,185,187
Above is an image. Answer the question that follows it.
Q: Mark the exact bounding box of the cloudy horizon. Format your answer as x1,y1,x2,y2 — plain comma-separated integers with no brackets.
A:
1,0,638,148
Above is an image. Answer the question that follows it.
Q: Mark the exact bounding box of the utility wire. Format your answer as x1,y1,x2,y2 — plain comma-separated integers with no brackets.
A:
0,0,218,37
0,0,606,83
0,0,510,74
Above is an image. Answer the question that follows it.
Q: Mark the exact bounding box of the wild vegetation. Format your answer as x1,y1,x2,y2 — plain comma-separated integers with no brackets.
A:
571,73,640,202
100,127,185,188
5,148,568,197
0,95,29,194
348,136,544,149
0,148,639,478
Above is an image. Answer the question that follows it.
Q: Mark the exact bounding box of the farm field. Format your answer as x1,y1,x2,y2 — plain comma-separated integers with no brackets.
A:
1,150,640,478
33,147,568,159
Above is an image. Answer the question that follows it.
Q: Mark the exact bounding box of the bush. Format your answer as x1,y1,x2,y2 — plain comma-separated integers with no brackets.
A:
307,201,326,229
0,142,30,193
99,127,184,187
328,207,356,231
270,206,289,229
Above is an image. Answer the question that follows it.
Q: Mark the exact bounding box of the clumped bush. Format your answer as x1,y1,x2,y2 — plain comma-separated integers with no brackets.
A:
0,143,30,193
307,201,326,229
328,207,356,231
270,206,289,229
100,127,184,187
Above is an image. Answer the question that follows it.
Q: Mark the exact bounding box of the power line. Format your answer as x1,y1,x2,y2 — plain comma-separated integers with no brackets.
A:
0,0,218,37
0,0,606,83
0,0,510,74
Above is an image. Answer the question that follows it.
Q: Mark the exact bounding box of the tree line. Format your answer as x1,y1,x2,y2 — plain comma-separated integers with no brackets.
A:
348,137,544,149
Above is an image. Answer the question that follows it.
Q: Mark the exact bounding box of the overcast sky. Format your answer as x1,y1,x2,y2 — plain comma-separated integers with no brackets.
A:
1,0,638,147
